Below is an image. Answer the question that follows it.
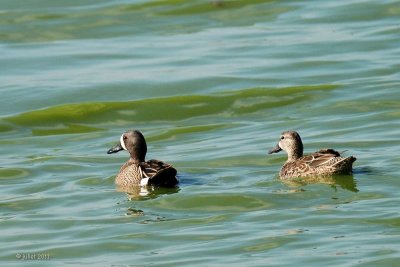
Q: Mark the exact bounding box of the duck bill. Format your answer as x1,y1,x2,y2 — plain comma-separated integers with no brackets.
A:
107,143,124,154
268,144,282,154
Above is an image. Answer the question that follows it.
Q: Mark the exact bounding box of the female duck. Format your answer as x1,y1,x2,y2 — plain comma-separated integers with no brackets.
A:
107,130,178,187
269,131,356,179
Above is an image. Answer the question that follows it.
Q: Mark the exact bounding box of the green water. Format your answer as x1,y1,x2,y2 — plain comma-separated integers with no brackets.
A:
1,0,400,266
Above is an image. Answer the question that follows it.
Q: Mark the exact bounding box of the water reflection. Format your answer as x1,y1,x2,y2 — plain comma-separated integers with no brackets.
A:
116,185,180,200
281,175,358,192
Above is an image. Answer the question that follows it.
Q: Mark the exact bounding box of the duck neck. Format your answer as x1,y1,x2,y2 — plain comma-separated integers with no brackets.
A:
129,152,145,163
287,144,303,161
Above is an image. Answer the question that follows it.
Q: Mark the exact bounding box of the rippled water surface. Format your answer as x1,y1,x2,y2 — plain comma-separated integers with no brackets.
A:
1,0,400,266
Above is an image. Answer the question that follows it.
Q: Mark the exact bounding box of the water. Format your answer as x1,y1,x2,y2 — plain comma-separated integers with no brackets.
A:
1,0,400,266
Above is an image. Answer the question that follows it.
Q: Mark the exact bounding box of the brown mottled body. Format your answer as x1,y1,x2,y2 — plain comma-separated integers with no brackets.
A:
269,131,356,179
108,130,178,187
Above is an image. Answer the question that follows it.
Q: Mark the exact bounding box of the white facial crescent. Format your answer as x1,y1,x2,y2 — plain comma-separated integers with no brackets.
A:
120,134,128,151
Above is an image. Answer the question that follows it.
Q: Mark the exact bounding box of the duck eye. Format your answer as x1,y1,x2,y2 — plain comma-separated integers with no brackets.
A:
280,136,284,140
123,135,127,140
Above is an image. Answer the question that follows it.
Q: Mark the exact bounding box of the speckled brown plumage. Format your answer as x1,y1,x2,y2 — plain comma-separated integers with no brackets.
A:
269,131,356,179
107,130,178,187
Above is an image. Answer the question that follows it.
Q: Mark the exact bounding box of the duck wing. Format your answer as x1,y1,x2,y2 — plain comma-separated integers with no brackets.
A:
301,149,342,168
140,159,178,187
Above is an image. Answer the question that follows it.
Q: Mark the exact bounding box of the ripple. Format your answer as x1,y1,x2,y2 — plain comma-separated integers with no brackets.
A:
4,85,337,134
152,193,271,212
0,168,29,179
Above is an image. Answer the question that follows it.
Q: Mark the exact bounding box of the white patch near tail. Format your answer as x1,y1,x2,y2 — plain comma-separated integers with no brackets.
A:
138,166,150,187
120,134,128,150
140,177,149,187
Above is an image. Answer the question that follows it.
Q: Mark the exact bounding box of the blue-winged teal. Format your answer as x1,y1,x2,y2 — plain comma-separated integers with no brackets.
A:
107,130,178,187
268,131,356,179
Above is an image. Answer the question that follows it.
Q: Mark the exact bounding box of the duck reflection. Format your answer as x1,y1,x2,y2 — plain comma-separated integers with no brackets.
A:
281,174,358,192
117,184,180,200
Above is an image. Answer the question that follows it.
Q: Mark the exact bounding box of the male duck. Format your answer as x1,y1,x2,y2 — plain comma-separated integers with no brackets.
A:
268,131,356,179
107,130,178,187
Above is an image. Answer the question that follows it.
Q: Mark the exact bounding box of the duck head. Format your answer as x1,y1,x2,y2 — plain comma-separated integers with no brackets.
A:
107,130,147,162
269,131,304,160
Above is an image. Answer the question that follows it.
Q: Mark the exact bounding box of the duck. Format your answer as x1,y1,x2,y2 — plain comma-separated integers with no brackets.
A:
268,131,356,179
107,130,178,187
